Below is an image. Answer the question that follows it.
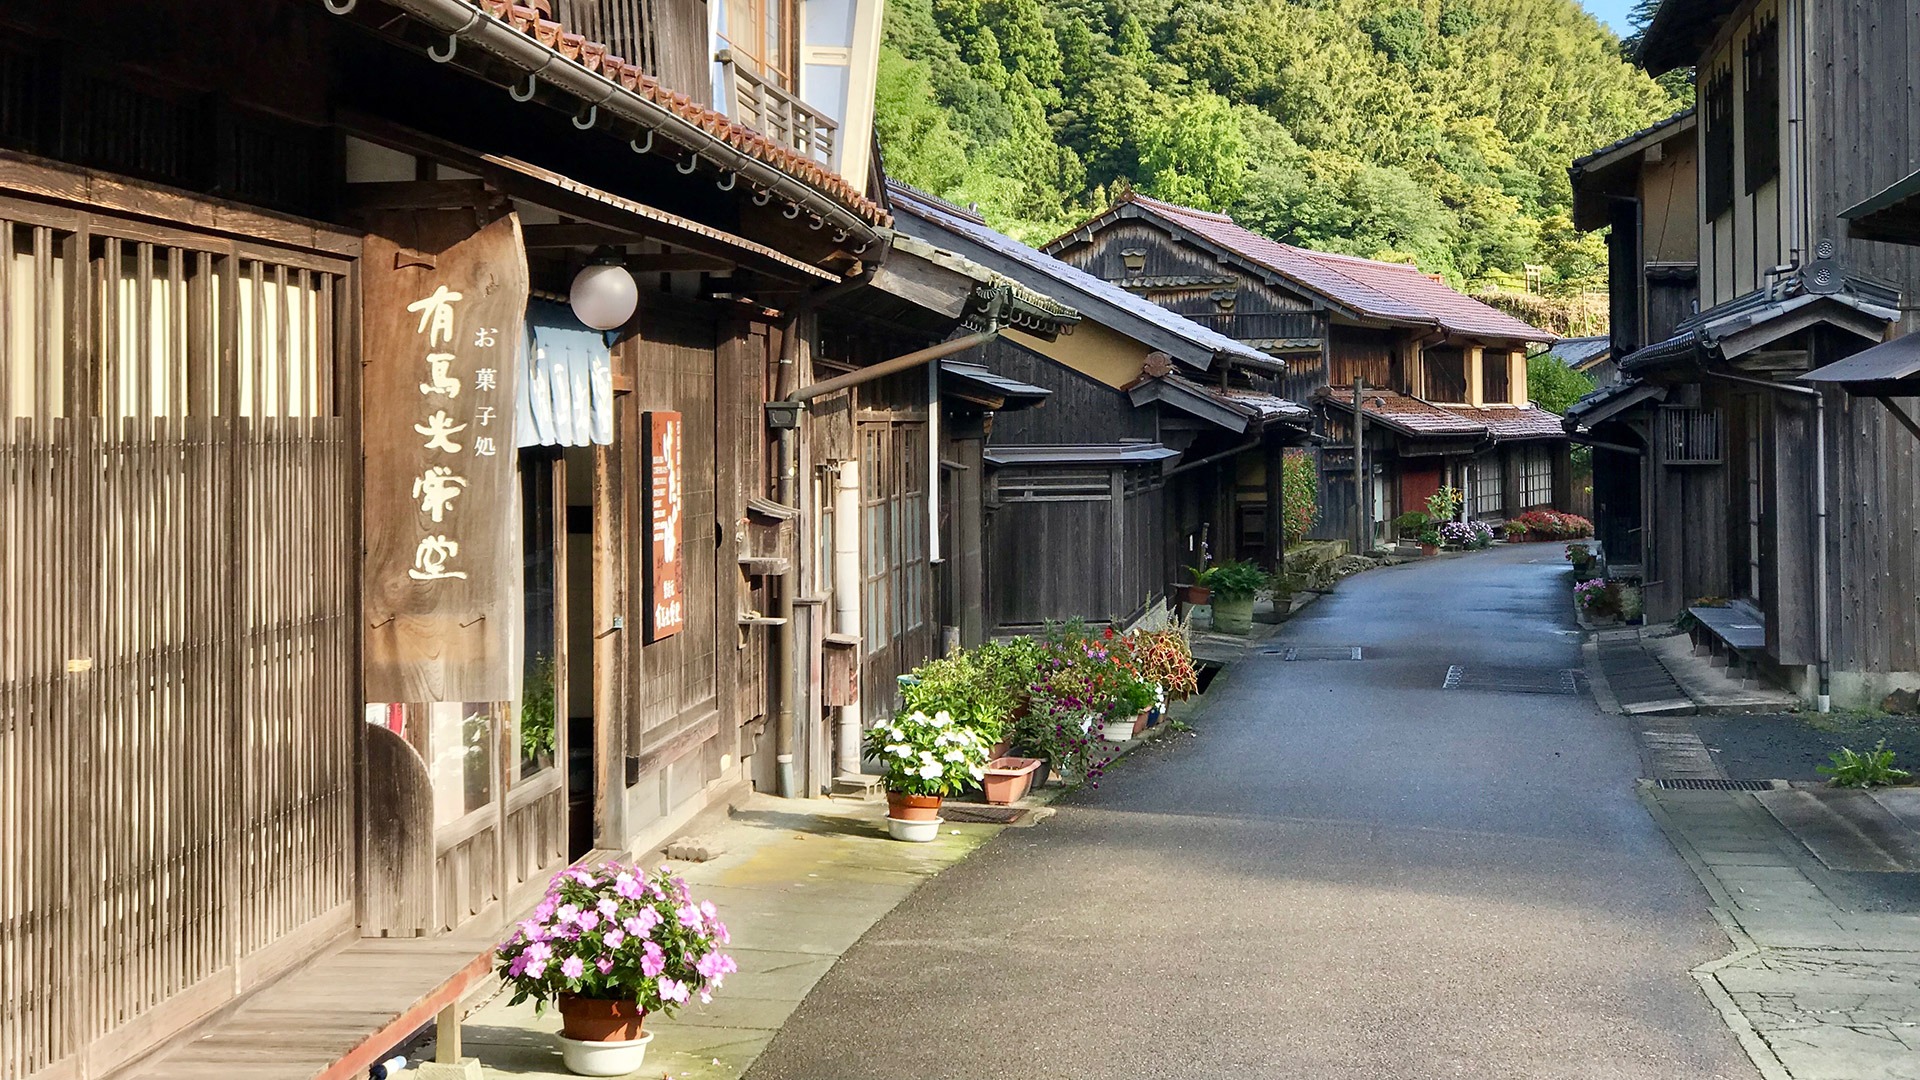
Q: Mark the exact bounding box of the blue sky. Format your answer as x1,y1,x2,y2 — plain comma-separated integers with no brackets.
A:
1580,0,1636,35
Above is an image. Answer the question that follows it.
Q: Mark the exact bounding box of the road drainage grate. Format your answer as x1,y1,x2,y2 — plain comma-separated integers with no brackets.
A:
940,805,1030,824
1443,665,1581,695
1264,646,1364,661
1654,778,1780,791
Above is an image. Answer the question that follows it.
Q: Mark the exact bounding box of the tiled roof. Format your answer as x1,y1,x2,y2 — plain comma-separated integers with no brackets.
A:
1454,405,1568,440
1091,194,1550,342
472,0,886,226
886,182,1279,370
1316,389,1564,441
1539,335,1611,369
1570,108,1695,172
1212,384,1312,421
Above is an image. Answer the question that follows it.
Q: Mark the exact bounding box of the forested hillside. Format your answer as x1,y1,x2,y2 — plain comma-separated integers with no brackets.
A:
875,0,1685,294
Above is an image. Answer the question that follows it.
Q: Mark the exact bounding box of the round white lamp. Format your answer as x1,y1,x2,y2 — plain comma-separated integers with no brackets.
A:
569,260,638,331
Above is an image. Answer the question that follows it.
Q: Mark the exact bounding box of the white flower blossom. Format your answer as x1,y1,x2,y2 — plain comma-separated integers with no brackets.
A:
888,727,905,740
943,750,965,762
931,711,952,727
890,744,914,758
968,766,985,781
917,763,943,780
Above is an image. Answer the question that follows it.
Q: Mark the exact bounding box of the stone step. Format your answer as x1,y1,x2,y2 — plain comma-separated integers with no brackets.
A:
1755,788,1920,872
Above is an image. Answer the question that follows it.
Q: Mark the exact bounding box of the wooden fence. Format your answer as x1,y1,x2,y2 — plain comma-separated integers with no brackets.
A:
0,191,358,1079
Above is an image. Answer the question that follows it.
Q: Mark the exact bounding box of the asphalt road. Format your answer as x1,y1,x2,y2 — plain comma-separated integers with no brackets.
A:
746,545,1757,1079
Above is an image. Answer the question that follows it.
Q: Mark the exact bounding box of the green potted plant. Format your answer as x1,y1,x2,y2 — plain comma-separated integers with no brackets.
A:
495,863,736,1075
1103,677,1157,741
1393,510,1430,541
522,653,558,770
1177,564,1213,606
1200,560,1265,634
863,710,990,841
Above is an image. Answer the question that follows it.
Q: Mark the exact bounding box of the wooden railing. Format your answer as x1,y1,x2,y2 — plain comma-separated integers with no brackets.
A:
1178,310,1321,342
716,49,837,164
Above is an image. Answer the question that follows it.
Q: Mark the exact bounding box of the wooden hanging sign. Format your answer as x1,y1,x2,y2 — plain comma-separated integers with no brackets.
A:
643,410,685,642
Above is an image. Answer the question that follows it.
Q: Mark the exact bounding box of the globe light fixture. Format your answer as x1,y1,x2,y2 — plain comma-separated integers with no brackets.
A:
569,253,638,331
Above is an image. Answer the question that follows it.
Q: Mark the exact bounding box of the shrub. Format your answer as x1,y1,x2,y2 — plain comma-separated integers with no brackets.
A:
1819,741,1911,788
1393,510,1431,538
1280,449,1320,543
496,864,736,1015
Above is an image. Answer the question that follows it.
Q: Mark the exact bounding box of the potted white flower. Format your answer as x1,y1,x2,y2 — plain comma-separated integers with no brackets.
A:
864,710,989,841
495,863,737,1075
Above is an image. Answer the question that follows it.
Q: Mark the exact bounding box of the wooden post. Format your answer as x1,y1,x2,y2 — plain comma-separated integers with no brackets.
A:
435,1003,461,1064
1353,377,1367,553
1263,432,1285,572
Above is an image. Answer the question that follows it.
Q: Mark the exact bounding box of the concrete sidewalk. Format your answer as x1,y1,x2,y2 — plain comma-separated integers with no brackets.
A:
1642,783,1920,1079
454,793,1004,1080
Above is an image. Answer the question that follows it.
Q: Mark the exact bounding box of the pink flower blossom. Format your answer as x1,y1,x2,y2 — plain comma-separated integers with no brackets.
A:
625,907,661,935
532,895,558,921
711,920,730,945
640,941,666,978
507,953,530,977
560,956,584,979
614,872,644,900
524,959,546,979
576,911,600,933
569,868,597,886
555,904,581,925
695,953,725,980
699,990,712,1005
657,977,688,1004
603,929,625,950
676,904,703,930
698,900,717,920
596,898,619,918
596,956,615,975
525,942,553,963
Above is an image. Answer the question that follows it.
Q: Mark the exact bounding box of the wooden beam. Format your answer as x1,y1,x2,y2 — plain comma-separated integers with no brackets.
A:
341,180,492,210
522,223,650,249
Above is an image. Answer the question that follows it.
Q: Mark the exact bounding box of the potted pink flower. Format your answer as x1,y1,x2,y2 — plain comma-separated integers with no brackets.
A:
495,863,736,1076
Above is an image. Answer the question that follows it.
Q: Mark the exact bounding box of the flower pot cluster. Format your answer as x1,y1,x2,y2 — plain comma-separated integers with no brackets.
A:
878,622,1202,834
495,864,736,1075
1574,577,1642,624
1181,560,1269,635
1503,509,1594,543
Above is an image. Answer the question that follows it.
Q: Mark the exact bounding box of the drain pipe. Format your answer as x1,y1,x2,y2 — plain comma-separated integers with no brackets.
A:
1705,370,1831,711
831,459,863,776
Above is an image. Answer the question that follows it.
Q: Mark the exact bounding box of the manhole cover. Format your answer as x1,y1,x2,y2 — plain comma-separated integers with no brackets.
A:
940,805,1029,824
1655,778,1779,791
1263,646,1364,660
1443,665,1581,695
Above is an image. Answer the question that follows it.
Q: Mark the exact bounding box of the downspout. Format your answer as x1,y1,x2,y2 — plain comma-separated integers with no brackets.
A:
1704,370,1830,712
770,277,879,798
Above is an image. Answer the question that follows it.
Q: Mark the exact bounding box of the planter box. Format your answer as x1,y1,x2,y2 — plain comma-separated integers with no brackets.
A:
1211,595,1255,634
981,756,1041,805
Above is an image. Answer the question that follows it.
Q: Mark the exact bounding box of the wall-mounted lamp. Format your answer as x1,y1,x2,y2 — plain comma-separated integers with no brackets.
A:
570,249,638,330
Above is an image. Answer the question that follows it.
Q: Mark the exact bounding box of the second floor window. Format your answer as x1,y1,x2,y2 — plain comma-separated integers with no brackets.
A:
1704,67,1735,218
1423,348,1467,402
1744,19,1780,193
1482,350,1510,404
720,0,793,88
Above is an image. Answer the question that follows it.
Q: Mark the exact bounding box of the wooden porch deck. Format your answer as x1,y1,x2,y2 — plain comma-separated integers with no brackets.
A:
116,936,496,1080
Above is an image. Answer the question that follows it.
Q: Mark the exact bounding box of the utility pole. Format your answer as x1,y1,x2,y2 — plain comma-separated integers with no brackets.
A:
1353,377,1367,553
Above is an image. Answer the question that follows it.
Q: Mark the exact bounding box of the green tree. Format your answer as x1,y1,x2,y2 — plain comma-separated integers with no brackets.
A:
1527,353,1597,414
1139,92,1247,211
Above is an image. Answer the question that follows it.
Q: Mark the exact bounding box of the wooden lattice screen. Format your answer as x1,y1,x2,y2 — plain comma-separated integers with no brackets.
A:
0,192,357,1079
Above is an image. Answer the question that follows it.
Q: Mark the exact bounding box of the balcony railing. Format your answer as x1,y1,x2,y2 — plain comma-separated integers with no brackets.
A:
716,49,836,165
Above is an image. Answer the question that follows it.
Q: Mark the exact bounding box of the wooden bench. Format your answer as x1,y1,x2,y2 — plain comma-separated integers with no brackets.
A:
1688,600,1768,686
117,935,495,1080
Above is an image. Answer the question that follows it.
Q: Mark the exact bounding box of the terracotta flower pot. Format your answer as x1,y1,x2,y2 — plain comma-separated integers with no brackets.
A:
1177,583,1211,605
1420,543,1439,556
886,791,942,821
981,757,1041,805
557,994,647,1043
1131,710,1148,738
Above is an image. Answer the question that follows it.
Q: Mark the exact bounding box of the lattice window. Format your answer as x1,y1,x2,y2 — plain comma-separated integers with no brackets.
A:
1472,458,1504,516
1704,66,1736,217
1743,19,1780,193
1520,446,1553,506
1661,406,1724,465
997,467,1111,501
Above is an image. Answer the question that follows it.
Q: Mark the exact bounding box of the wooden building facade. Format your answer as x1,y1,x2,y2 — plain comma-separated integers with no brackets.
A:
1567,0,1920,708
885,183,1310,637
1044,194,1567,548
0,0,907,1075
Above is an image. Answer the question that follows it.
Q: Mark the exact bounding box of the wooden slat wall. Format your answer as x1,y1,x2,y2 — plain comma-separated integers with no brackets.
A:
0,191,356,1080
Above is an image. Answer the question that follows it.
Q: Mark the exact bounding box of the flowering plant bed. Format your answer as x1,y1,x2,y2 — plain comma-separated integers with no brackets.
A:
1436,520,1494,550
1574,577,1622,619
495,864,737,1028
1510,510,1593,541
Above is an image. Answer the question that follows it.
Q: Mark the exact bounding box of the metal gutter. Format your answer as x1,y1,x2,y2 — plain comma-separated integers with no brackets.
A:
352,0,881,246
